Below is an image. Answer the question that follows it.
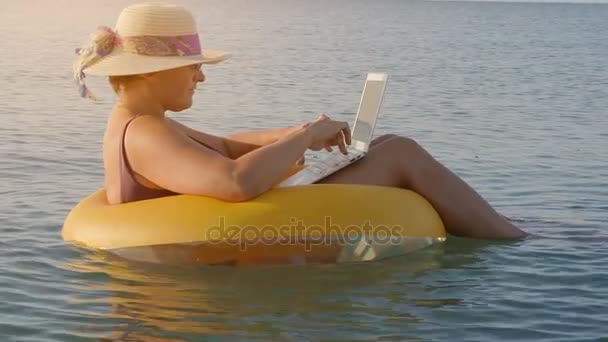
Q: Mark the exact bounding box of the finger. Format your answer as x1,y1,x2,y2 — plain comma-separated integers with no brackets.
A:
342,122,352,145
328,133,343,153
338,136,348,155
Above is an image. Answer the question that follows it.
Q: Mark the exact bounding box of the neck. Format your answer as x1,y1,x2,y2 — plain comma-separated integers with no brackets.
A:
117,86,165,119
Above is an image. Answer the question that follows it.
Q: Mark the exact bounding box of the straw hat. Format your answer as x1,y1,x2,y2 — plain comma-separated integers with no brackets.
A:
73,3,229,99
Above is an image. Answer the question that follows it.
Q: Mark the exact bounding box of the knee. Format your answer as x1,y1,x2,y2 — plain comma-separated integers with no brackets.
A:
385,135,423,155
384,136,431,186
378,133,399,140
371,134,427,160
370,133,399,146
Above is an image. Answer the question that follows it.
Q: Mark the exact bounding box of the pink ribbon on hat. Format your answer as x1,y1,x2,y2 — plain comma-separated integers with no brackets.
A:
73,26,203,100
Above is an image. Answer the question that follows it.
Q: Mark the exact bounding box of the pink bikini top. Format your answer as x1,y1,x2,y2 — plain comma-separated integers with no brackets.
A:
119,116,220,203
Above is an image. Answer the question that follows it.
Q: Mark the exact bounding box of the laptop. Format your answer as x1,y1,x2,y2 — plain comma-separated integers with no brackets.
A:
277,72,389,187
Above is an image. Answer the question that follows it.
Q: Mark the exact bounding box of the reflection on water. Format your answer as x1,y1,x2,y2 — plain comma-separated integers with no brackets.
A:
60,242,477,340
107,236,446,266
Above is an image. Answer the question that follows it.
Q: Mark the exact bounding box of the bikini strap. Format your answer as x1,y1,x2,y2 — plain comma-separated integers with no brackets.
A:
119,116,142,174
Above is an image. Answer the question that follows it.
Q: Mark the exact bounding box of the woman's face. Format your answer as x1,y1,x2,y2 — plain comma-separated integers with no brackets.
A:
146,63,205,112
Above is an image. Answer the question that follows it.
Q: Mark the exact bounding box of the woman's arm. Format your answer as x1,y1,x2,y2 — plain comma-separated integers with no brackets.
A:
223,126,300,158
127,116,312,202
167,117,299,159
126,115,349,202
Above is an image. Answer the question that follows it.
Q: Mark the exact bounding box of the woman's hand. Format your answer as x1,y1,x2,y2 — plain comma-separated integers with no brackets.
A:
304,114,352,154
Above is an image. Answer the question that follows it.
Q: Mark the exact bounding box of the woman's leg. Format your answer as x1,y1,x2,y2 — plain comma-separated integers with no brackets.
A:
369,133,399,148
319,134,527,239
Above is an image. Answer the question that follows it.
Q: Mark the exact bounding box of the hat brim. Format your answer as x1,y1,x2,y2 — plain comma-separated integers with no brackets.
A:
84,49,230,76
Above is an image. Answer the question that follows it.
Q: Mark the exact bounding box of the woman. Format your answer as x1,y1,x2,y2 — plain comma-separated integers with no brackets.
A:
74,3,526,240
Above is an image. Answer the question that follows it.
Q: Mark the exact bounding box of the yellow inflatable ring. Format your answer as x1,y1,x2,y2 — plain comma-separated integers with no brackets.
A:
62,184,446,266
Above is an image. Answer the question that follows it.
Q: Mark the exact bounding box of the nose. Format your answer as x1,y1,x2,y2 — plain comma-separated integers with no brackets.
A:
196,69,205,83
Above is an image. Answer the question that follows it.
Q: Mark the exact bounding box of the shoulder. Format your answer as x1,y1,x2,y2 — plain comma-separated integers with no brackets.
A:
121,115,204,174
127,115,170,134
125,115,188,148
124,115,225,165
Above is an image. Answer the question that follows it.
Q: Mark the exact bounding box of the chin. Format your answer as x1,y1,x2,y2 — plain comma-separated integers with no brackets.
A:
167,100,193,112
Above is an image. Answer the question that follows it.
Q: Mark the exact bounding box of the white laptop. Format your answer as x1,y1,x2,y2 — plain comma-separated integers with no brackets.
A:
277,72,389,187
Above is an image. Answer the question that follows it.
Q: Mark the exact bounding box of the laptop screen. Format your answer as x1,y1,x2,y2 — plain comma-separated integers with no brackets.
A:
351,74,387,146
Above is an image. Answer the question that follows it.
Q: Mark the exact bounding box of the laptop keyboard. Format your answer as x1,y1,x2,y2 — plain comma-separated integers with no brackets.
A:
277,149,365,186
312,149,363,175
